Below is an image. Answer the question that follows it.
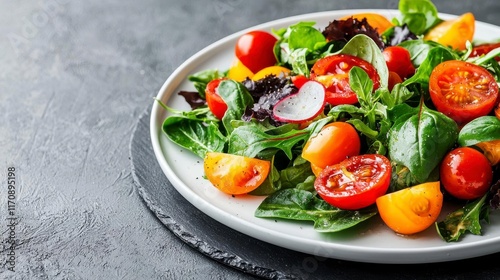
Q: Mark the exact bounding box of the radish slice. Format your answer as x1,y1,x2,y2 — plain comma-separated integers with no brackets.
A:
273,80,326,123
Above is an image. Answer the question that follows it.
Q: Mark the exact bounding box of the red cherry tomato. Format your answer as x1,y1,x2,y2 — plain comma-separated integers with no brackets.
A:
440,147,493,200
387,71,403,91
382,46,415,79
310,54,380,105
429,60,499,125
205,78,228,119
235,30,278,74
314,154,391,210
470,42,500,61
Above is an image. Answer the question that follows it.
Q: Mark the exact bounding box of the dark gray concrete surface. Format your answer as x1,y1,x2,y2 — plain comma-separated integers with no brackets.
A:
2,0,500,279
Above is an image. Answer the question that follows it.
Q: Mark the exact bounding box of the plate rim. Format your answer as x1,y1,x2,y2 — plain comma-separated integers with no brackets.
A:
150,9,500,264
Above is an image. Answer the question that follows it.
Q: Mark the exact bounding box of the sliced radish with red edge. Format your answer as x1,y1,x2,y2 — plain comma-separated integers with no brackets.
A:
273,80,326,123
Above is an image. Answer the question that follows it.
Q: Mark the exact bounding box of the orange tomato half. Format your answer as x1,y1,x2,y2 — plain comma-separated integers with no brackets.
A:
376,182,443,235
340,13,393,34
424,12,475,50
301,122,361,169
204,152,270,195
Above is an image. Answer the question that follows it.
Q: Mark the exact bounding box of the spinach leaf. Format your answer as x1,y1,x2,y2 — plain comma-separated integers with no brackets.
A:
273,22,329,76
162,107,226,159
458,116,500,146
402,47,457,87
255,189,377,232
397,0,440,35
398,39,444,67
227,117,331,159
218,79,254,135
436,194,490,242
388,102,458,183
188,69,225,97
338,34,389,88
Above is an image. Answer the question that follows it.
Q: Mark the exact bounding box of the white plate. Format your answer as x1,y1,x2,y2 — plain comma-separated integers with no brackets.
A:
150,9,500,264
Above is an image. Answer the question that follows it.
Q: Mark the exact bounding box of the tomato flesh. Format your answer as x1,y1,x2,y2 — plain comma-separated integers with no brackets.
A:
471,42,500,60
440,147,493,200
302,122,361,169
310,54,380,105
314,154,391,210
204,152,271,195
205,78,228,120
235,30,278,74
429,60,499,125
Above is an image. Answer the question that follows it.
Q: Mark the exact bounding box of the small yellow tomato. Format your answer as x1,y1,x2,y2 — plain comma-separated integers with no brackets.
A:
424,12,475,50
252,66,291,81
204,152,270,195
227,58,254,81
376,182,443,235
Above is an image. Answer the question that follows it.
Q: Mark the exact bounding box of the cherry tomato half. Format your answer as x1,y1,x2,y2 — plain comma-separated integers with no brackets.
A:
382,46,415,79
310,54,380,105
376,182,443,235
235,30,278,74
440,147,493,200
205,78,228,120
471,42,500,60
429,60,499,125
301,122,361,169
314,154,391,210
204,152,271,195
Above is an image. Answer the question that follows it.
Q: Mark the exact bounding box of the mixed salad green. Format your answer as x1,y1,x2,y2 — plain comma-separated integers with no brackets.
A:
157,0,500,242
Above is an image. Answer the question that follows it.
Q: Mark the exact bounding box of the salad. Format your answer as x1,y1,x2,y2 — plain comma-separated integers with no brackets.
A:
157,0,500,243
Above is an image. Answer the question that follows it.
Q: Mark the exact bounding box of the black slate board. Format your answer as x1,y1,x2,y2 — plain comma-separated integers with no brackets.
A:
130,107,500,280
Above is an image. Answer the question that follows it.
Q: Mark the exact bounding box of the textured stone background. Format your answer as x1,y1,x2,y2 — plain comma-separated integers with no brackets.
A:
1,0,500,279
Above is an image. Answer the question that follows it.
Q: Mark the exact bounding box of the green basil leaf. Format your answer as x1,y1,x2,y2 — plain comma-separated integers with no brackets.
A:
255,189,377,232
388,103,458,182
458,116,500,146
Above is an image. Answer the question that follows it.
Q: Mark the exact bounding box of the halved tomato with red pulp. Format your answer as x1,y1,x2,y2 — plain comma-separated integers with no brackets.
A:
429,60,499,125
314,154,391,210
310,54,380,105
205,78,228,119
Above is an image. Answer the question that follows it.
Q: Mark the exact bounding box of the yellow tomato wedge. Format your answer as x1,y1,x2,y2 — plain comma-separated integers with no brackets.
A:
376,181,443,235
424,12,475,50
475,140,500,166
252,66,291,81
340,13,393,34
227,58,254,81
203,152,270,195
